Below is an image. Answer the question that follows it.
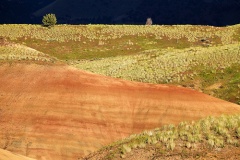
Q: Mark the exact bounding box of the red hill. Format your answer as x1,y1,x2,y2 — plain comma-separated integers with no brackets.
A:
0,63,239,159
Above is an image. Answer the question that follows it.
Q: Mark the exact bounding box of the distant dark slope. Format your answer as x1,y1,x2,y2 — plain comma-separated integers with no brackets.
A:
33,0,141,24
32,0,240,25
1,0,240,25
129,0,240,26
0,0,55,24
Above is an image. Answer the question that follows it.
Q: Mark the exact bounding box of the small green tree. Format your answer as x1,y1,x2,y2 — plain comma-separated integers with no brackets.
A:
42,13,57,27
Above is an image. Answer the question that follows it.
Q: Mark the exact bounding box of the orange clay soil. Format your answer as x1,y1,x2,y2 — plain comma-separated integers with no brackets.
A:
0,63,239,160
0,148,35,160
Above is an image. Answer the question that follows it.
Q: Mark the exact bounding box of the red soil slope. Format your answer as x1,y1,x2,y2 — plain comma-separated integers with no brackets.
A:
0,149,35,160
0,63,239,160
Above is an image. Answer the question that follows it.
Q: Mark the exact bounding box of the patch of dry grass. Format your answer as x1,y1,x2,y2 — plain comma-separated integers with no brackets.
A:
85,114,240,160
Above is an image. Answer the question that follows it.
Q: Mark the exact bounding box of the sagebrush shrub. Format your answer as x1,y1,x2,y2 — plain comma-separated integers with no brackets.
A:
42,14,57,27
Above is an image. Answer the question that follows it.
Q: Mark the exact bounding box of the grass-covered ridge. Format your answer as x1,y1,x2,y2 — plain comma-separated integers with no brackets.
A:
0,24,239,60
85,114,240,160
72,44,240,83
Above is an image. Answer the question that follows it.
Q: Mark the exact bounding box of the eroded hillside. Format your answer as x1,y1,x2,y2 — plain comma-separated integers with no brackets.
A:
0,63,239,159
0,24,240,159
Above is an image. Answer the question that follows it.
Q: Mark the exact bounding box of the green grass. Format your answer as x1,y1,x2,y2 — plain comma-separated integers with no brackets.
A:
88,114,240,159
181,64,240,104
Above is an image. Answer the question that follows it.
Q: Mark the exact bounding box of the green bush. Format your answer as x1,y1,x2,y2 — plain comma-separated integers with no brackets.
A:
42,14,57,27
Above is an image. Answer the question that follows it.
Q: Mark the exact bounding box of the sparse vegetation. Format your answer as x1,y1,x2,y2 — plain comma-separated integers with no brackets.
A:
85,114,240,159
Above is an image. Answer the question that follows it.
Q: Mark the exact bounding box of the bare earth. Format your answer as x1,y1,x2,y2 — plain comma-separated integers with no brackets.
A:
0,63,239,160
0,148,35,160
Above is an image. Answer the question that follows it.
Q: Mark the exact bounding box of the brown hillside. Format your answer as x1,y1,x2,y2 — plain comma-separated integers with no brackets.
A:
0,63,239,160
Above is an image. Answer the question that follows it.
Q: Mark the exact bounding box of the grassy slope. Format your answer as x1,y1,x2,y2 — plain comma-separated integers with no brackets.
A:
181,64,240,105
0,24,239,105
84,114,240,160
0,44,57,63
72,43,240,104
0,24,238,60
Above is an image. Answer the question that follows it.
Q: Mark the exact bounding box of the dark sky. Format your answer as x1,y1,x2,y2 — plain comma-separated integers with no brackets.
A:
0,0,239,26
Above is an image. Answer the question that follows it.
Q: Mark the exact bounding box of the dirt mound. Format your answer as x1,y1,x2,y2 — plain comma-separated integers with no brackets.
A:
0,63,239,160
0,148,35,160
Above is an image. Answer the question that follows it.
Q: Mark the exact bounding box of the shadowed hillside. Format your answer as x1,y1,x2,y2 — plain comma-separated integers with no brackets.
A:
0,0,240,25
33,0,141,24
33,0,240,25
128,0,240,26
0,0,54,24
